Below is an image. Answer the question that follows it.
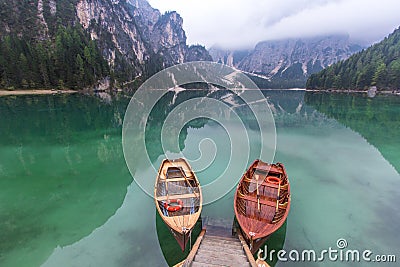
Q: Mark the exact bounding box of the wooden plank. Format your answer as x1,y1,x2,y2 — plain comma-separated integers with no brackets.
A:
160,177,194,182
195,251,249,265
244,178,281,189
254,164,282,174
237,231,258,267
156,193,198,201
238,194,278,208
183,229,206,267
179,223,260,267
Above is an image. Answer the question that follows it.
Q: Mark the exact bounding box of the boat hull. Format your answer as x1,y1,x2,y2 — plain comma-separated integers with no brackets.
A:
234,160,291,254
168,226,190,252
154,158,202,252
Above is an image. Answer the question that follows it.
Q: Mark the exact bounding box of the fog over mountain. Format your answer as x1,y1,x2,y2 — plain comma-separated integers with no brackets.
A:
148,0,400,49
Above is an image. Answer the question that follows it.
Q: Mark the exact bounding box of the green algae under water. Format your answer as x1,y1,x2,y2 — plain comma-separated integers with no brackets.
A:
0,90,399,267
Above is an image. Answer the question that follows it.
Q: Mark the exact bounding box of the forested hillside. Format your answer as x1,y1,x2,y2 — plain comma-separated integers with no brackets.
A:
0,0,110,89
307,27,400,90
0,0,211,90
0,27,108,89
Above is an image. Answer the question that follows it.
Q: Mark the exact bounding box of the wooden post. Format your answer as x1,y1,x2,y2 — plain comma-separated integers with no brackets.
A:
237,231,258,267
181,229,206,267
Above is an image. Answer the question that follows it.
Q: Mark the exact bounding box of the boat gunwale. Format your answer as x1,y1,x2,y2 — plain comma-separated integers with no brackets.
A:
154,158,203,235
234,159,291,240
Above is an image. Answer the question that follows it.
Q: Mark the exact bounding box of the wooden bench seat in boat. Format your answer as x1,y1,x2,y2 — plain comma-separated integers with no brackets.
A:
161,177,195,182
244,177,288,190
238,194,277,207
156,193,198,201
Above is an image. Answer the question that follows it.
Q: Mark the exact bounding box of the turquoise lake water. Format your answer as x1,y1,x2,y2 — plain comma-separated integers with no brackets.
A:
0,90,399,266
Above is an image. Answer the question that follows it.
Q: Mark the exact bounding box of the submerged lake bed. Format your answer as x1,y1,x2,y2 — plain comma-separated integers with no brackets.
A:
0,90,399,266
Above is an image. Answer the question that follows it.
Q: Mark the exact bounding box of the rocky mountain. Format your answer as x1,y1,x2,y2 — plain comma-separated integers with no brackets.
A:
0,0,211,89
209,35,362,88
77,0,211,79
307,27,400,91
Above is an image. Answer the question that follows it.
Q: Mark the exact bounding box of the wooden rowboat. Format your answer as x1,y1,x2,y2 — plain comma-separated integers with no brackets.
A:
234,159,291,254
154,158,202,251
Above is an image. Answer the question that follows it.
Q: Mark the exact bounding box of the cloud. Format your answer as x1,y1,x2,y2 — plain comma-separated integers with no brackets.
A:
147,0,400,49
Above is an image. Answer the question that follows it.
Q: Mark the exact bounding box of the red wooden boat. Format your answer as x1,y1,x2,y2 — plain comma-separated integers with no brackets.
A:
234,159,291,254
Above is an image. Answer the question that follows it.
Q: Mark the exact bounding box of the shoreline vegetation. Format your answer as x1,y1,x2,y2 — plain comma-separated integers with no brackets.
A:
306,27,400,91
0,89,77,96
305,88,400,95
1,87,399,97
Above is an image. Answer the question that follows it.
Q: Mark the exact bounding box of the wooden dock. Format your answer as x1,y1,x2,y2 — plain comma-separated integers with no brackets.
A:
175,218,259,267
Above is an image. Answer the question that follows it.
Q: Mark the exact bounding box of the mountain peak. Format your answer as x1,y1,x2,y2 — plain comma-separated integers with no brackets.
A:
209,35,362,88
0,0,211,89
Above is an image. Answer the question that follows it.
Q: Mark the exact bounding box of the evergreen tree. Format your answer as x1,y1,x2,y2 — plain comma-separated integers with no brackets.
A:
0,25,109,89
307,26,400,90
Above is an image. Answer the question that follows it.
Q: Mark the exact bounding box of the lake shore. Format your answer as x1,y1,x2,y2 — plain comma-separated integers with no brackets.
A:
0,89,78,96
1,88,398,96
305,89,400,95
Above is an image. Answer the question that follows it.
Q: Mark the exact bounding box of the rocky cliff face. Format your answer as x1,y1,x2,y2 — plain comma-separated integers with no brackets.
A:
75,0,211,80
0,0,210,84
185,45,213,62
210,35,362,87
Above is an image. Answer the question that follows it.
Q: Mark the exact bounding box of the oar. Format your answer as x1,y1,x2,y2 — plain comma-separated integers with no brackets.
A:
165,174,169,202
178,167,199,198
276,177,281,213
256,174,260,212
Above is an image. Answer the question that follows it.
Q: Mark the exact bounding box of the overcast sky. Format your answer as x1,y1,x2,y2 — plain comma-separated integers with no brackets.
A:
147,0,400,50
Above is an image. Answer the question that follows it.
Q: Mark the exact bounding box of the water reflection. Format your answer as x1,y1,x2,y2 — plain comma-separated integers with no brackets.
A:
1,90,399,267
305,92,400,173
156,212,203,266
0,94,131,267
